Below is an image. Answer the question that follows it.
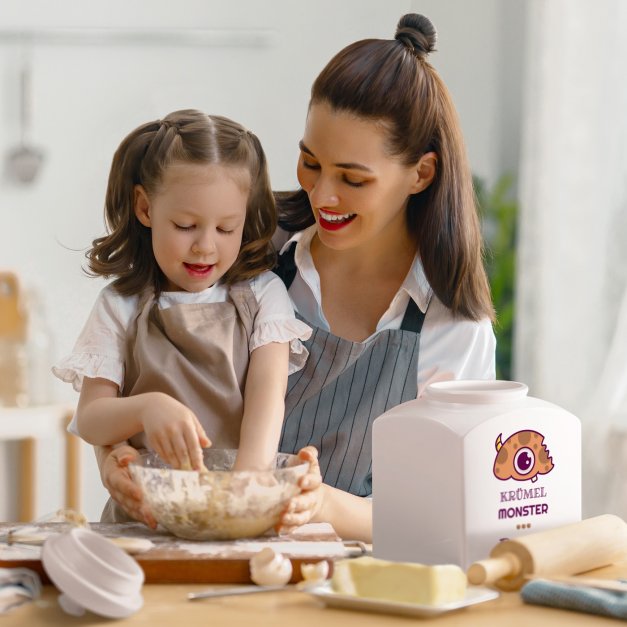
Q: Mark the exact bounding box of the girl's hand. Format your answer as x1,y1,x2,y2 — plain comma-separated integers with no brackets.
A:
101,444,157,528
140,393,211,470
276,446,324,534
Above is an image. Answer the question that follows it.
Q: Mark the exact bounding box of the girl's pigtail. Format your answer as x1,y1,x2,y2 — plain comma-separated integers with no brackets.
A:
86,122,161,295
224,130,277,283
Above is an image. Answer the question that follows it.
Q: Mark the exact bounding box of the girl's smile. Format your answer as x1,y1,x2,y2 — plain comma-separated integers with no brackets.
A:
183,263,215,279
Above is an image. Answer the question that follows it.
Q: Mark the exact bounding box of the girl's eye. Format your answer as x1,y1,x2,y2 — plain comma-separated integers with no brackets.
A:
174,223,194,231
302,159,320,170
218,228,234,234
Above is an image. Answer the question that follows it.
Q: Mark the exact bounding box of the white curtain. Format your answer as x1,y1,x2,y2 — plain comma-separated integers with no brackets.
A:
515,0,627,516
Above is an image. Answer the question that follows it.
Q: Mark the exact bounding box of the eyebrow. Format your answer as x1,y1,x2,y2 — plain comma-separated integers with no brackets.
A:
299,140,374,173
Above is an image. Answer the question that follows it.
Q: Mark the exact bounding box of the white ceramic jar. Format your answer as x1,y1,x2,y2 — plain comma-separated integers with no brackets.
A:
372,380,581,568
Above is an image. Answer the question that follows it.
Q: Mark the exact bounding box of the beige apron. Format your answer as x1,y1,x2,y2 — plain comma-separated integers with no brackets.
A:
101,281,258,522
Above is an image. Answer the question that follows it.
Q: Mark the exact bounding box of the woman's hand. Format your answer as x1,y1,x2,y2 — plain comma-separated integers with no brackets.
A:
276,446,324,533
100,444,157,528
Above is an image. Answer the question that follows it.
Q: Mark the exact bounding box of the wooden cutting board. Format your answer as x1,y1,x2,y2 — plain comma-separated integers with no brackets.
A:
0,271,27,340
0,522,364,584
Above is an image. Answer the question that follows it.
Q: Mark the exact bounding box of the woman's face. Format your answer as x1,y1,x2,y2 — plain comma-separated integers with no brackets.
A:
297,101,424,253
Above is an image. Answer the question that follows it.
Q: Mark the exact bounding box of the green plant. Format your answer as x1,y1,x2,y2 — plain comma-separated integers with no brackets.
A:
474,174,517,380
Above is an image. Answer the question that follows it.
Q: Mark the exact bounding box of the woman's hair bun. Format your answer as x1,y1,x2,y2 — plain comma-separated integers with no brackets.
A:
395,13,437,58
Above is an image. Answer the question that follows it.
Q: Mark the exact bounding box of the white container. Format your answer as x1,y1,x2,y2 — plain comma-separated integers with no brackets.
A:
42,527,144,618
372,380,581,569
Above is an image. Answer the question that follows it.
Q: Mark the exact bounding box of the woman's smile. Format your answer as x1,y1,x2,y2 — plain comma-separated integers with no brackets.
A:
318,208,357,231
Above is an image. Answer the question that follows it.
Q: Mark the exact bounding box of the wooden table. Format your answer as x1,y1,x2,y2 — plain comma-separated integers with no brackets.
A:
3,562,627,625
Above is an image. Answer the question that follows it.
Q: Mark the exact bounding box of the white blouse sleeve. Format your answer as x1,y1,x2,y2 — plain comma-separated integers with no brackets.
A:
417,296,497,397
52,286,135,393
249,272,312,374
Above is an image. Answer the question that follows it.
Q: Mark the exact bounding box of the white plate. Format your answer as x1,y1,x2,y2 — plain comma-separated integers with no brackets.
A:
306,581,499,617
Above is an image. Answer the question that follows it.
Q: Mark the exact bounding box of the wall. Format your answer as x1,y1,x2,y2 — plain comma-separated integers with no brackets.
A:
0,0,525,520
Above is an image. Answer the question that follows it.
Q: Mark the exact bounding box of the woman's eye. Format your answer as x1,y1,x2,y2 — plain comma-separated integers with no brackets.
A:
302,159,320,170
343,177,364,188
174,223,194,231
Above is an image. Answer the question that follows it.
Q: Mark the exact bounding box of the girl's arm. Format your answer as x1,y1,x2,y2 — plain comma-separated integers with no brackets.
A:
233,341,290,470
277,447,373,543
77,377,210,470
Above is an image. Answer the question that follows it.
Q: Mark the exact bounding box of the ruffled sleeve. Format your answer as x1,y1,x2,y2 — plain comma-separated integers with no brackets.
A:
52,351,125,393
51,286,135,393
249,272,312,374
250,317,312,374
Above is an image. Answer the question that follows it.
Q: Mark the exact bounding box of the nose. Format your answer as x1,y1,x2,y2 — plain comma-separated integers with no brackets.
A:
192,230,217,257
307,174,339,209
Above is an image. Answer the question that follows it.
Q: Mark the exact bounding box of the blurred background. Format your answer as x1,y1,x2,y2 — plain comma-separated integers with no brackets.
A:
0,0,625,522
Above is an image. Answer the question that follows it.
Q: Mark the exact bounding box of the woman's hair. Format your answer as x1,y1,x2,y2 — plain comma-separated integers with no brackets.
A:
277,14,494,322
87,109,276,295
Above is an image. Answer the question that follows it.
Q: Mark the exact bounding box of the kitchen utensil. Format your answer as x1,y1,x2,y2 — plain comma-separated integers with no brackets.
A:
188,583,298,600
0,521,360,585
130,449,308,541
372,380,581,568
467,514,627,590
6,60,44,184
0,272,28,406
0,273,27,340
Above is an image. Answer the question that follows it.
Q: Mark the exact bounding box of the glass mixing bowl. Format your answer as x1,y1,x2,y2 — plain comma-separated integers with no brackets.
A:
129,449,308,541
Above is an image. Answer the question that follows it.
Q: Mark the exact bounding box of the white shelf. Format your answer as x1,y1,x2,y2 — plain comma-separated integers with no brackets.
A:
0,28,276,48
0,403,74,440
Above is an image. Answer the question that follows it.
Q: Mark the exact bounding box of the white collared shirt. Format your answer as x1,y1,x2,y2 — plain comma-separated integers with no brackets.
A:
280,226,496,396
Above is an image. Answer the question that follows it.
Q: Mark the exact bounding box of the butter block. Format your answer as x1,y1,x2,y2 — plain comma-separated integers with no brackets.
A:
331,556,466,605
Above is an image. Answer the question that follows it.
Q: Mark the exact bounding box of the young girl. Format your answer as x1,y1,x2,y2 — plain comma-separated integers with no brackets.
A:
53,110,311,515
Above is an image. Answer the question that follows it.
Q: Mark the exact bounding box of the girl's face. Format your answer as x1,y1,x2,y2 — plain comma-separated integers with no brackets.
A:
134,163,248,292
297,102,431,254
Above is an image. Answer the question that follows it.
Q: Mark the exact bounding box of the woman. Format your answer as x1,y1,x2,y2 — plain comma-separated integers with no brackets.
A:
97,13,495,542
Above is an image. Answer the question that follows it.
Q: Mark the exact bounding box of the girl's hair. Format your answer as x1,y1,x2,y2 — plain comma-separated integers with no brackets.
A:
87,109,276,295
277,14,494,322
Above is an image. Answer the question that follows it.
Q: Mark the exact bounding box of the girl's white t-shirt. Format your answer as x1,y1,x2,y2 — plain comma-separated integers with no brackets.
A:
53,270,312,395
281,225,497,395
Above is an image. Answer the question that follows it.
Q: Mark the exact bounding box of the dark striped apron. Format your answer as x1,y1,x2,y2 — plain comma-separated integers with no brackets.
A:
275,243,426,496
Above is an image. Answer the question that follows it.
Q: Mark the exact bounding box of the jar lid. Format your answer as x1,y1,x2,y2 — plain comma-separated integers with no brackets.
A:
424,380,529,404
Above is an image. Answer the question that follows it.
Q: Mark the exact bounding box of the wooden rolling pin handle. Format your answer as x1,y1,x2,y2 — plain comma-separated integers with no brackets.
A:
467,552,522,585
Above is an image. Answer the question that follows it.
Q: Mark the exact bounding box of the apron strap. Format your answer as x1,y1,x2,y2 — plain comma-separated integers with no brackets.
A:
274,242,298,288
400,297,426,333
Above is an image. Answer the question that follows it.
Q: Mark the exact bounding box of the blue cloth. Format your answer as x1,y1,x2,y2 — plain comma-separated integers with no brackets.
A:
521,579,627,620
0,567,42,614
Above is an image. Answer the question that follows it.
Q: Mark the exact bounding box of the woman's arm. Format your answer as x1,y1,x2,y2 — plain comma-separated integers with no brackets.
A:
77,377,210,470
234,341,290,470
277,447,372,543
94,443,157,528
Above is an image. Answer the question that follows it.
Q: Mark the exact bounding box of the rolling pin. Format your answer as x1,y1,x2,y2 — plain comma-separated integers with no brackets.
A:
467,514,627,591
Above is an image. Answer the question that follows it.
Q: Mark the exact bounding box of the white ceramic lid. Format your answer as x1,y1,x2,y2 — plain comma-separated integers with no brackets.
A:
424,380,529,404
41,527,144,618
